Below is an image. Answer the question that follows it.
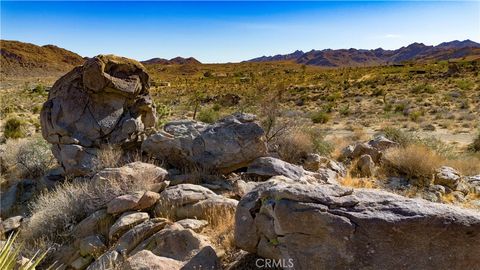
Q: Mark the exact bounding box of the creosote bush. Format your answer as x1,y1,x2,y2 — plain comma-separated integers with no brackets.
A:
197,107,220,123
310,111,330,124
4,115,27,139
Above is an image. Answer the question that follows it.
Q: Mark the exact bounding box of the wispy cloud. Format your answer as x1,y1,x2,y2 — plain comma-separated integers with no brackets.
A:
384,34,402,39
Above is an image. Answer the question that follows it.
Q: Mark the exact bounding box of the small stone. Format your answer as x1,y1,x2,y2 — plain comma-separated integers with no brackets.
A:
2,216,23,233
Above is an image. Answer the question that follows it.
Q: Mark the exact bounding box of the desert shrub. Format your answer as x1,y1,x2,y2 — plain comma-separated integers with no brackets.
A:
310,111,330,124
22,170,160,260
197,107,220,123
455,79,474,91
381,127,455,159
410,84,435,94
15,136,55,178
381,127,416,147
446,154,480,176
31,84,46,95
276,130,313,164
383,145,443,187
155,104,172,127
4,116,27,139
309,128,334,157
409,110,423,122
471,130,480,152
2,136,54,179
276,128,333,163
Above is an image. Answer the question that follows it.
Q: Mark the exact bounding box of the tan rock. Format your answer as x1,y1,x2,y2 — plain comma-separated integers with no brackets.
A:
125,250,182,270
79,235,107,258
109,212,149,240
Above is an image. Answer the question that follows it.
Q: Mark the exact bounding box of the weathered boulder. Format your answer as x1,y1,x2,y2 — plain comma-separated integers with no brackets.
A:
175,219,209,232
114,218,170,254
247,157,338,184
0,179,36,218
302,154,346,177
106,190,160,215
341,135,398,162
435,166,461,189
235,176,480,270
155,184,237,221
142,113,267,173
40,55,156,176
109,212,150,240
181,246,221,270
357,154,375,177
125,250,183,270
79,235,107,258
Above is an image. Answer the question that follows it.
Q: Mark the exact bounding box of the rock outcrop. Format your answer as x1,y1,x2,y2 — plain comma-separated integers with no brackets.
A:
40,55,156,176
235,176,480,270
142,113,267,173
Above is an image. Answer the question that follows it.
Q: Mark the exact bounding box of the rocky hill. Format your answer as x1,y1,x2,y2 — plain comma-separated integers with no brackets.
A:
142,56,201,65
247,39,480,67
0,40,85,78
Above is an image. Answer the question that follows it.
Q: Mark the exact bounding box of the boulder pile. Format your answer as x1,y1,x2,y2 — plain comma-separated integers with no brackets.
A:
48,163,234,270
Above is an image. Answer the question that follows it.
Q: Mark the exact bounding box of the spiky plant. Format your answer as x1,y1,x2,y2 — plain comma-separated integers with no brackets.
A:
0,232,50,270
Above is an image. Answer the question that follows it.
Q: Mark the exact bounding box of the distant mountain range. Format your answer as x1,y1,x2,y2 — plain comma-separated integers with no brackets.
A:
1,39,479,78
246,40,480,67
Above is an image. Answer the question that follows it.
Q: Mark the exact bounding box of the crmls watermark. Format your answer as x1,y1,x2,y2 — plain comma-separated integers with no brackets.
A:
255,258,294,268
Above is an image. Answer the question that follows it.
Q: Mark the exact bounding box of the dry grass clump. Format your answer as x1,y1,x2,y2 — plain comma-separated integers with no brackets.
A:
445,154,480,176
383,144,443,187
21,169,160,257
275,127,334,164
202,207,236,254
339,175,377,189
276,130,313,164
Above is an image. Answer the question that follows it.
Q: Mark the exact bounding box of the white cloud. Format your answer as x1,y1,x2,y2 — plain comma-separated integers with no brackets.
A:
384,34,402,39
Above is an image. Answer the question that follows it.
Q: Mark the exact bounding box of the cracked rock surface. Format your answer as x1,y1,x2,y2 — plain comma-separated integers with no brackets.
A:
235,176,480,270
142,113,267,173
40,55,156,176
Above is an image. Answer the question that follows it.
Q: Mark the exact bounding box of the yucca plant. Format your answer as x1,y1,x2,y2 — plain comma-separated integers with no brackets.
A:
0,232,50,270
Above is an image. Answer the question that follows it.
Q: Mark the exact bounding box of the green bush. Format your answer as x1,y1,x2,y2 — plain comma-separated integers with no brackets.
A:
4,116,27,139
410,84,435,94
197,107,220,123
310,111,330,124
471,130,480,152
155,104,172,127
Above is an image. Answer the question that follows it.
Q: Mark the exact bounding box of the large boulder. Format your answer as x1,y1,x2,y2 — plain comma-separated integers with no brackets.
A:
142,113,267,173
235,176,480,270
247,157,338,184
155,184,238,221
40,55,156,176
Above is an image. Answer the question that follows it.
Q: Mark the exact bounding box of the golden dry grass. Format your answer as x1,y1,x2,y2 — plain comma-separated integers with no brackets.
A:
383,144,442,187
338,174,377,189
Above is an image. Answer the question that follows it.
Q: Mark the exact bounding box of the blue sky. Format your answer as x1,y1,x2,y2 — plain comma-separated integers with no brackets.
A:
1,1,479,63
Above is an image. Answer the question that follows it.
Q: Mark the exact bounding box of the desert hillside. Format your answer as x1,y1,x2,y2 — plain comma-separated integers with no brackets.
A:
0,40,85,78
